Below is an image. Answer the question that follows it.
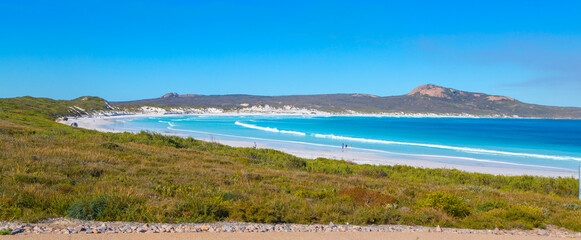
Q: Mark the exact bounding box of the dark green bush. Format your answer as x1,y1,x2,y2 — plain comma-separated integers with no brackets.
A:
176,197,229,222
101,142,124,151
66,196,128,221
475,200,507,212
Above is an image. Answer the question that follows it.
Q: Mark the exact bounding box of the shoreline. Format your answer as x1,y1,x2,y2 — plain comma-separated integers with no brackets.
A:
59,114,579,179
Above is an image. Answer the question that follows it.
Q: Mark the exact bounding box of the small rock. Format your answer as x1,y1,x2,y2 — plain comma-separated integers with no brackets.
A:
92,228,99,234
11,228,24,235
329,222,336,227
201,225,209,231
436,225,441,232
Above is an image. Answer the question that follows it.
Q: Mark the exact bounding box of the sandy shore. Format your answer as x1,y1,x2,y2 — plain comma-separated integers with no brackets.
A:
59,114,579,178
1,232,572,240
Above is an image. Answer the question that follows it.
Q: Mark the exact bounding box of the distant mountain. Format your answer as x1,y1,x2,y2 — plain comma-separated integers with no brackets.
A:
111,84,581,118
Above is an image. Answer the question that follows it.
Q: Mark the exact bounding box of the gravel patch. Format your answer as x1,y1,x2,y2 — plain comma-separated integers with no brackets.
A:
0,218,579,238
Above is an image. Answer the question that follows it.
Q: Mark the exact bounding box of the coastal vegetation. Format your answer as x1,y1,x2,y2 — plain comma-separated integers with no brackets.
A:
0,96,580,231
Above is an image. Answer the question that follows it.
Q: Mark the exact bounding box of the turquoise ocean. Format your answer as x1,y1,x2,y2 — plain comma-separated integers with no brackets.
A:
106,116,581,174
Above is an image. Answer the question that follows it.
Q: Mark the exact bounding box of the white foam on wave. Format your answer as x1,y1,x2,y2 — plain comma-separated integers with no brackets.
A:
235,121,306,136
314,133,581,162
234,121,580,162
158,120,176,127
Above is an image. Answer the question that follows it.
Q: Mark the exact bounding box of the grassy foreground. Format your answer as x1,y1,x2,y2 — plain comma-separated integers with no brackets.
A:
0,96,580,231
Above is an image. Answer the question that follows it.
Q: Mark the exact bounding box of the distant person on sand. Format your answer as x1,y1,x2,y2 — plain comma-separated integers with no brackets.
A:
253,142,257,149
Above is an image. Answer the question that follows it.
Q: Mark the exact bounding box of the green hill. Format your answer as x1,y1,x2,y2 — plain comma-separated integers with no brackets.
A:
0,96,580,231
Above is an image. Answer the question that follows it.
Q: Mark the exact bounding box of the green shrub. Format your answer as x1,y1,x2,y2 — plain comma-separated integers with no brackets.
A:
402,208,454,227
339,187,394,206
359,168,388,178
101,142,124,151
462,209,504,229
285,157,307,169
294,189,333,200
475,200,507,212
418,191,471,218
66,196,129,221
0,228,12,235
176,196,229,222
502,205,545,229
353,206,399,224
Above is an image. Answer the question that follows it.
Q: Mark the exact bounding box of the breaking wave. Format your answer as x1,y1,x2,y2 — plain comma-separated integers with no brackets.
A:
313,133,581,162
234,121,581,162
235,121,307,136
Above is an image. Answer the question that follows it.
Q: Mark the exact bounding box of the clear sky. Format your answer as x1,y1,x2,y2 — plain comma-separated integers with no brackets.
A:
1,1,580,107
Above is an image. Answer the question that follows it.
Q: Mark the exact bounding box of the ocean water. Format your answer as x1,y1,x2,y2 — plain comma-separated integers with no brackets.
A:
107,115,581,173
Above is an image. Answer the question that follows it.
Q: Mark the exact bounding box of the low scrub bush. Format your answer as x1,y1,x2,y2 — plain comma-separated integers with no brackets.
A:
66,196,129,221
502,205,545,229
475,200,507,212
0,228,12,235
339,187,394,206
176,196,229,222
417,191,471,218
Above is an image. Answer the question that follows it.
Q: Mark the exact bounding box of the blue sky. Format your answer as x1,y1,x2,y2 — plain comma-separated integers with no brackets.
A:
1,1,580,107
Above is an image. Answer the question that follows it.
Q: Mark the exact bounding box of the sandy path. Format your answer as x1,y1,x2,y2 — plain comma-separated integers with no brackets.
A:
0,232,569,240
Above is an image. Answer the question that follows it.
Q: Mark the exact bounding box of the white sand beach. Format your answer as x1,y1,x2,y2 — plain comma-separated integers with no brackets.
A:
59,114,579,179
